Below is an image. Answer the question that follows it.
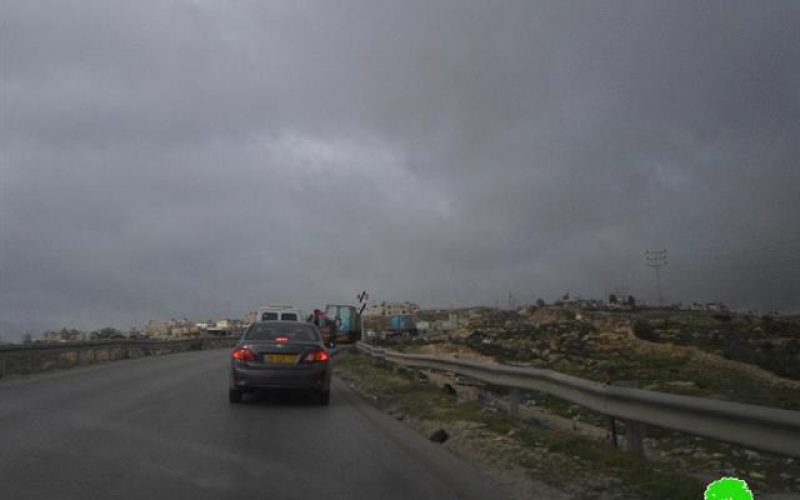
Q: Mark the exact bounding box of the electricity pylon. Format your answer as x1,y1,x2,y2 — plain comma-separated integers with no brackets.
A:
645,249,668,307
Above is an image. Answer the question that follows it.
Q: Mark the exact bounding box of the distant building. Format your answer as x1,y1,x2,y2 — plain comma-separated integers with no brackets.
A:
704,302,729,313
430,313,466,331
364,301,420,317
169,326,190,337
607,294,635,310
144,320,171,338
42,328,83,343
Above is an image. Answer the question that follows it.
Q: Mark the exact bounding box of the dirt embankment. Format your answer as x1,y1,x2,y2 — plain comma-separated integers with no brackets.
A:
623,326,800,390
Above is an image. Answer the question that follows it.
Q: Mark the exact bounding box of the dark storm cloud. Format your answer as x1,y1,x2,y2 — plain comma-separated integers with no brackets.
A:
2,1,799,339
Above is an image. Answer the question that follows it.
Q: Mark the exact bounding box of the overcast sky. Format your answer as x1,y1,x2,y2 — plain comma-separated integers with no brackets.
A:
2,1,799,339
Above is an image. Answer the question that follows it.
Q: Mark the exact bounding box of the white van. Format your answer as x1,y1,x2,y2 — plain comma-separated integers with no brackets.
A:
256,305,305,322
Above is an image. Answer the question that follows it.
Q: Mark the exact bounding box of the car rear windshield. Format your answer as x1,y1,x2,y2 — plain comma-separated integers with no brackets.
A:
246,323,319,341
261,312,279,320
280,313,298,321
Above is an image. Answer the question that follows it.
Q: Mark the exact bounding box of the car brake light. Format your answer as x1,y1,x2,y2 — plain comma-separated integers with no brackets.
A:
303,349,329,363
232,347,257,362
275,336,289,343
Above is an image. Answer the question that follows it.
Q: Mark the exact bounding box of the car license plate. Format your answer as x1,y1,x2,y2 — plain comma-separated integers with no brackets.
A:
266,354,296,364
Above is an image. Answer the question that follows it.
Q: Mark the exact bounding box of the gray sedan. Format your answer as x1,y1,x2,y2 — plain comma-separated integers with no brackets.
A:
229,321,332,405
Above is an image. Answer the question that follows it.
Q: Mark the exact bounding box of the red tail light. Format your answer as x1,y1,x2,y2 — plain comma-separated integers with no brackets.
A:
302,349,329,363
232,347,257,362
275,336,289,343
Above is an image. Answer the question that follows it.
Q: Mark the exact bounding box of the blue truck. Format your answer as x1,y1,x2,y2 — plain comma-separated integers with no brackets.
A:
323,304,363,344
388,314,418,337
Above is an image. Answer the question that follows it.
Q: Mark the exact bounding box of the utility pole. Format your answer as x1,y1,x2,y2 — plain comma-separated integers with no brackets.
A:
645,249,667,307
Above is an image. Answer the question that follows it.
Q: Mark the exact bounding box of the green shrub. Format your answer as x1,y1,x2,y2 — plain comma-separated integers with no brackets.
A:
633,320,659,342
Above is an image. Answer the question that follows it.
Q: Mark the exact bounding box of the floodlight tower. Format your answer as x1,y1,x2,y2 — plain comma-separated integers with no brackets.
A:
645,249,668,307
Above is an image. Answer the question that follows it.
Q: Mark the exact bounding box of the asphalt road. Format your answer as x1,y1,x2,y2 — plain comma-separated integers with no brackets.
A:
0,349,504,500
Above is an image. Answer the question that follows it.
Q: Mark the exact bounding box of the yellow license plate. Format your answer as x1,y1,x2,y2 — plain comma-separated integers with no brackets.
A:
266,354,296,364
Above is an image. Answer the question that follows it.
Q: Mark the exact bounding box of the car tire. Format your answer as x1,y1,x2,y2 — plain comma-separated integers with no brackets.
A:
229,388,243,404
317,390,330,406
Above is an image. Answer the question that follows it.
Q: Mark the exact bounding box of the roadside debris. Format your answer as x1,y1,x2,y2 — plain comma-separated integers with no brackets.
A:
429,428,450,443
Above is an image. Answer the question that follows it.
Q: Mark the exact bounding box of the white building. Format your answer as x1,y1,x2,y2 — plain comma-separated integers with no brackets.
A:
364,301,420,317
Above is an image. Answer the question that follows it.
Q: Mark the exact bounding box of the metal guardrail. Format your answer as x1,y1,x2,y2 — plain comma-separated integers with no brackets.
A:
0,337,236,352
0,337,238,378
356,342,800,458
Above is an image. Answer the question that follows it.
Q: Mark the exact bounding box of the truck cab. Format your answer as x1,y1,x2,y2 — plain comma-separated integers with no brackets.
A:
324,304,363,344
256,305,304,322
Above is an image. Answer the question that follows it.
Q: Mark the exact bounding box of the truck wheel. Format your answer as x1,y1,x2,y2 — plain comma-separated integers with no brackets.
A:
317,390,330,406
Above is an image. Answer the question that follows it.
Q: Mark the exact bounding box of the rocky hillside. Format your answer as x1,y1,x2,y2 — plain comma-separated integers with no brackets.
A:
397,306,800,410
